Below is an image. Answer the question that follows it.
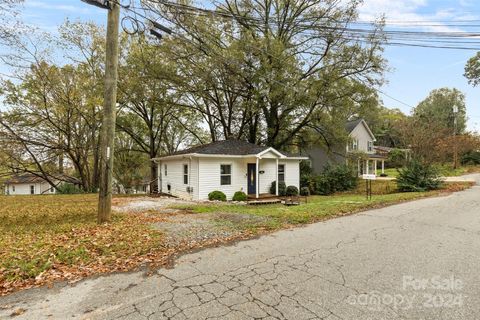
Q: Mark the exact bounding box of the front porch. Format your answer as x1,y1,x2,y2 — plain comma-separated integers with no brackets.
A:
356,155,388,176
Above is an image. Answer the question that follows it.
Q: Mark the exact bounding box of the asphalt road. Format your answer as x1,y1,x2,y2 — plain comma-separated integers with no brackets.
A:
1,176,480,320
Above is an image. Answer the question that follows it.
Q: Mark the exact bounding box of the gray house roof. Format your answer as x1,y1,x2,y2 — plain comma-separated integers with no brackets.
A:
154,140,308,161
345,119,364,133
167,140,269,156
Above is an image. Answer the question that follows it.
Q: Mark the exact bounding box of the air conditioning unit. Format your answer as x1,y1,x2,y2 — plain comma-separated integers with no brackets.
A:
186,186,193,193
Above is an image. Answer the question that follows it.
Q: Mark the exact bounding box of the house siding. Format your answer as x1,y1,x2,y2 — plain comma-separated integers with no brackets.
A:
7,182,55,195
349,122,375,154
198,157,248,200
160,157,198,200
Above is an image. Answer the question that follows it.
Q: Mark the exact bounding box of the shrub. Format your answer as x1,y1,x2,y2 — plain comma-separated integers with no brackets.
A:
461,151,480,165
269,181,286,196
285,185,299,196
310,163,358,195
232,191,247,201
397,160,442,192
57,183,84,194
312,175,334,195
300,187,310,196
208,190,227,201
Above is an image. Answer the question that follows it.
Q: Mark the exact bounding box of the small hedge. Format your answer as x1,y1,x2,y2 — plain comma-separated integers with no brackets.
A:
306,164,358,195
269,181,286,196
232,191,248,201
208,190,227,201
397,160,442,192
286,185,299,196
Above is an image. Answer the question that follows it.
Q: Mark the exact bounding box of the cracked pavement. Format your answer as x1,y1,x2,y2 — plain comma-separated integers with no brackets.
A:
1,176,480,320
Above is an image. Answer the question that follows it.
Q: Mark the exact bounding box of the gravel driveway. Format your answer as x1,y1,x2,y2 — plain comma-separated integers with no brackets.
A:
2,174,480,320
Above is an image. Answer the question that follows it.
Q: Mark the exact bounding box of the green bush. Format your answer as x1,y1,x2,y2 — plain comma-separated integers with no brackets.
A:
310,164,358,195
285,185,299,196
269,181,286,196
461,151,480,165
208,190,227,201
232,191,247,201
397,160,442,192
56,183,84,194
300,187,310,196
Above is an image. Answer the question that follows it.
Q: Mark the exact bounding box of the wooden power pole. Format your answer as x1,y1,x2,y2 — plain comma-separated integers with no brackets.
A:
97,1,120,223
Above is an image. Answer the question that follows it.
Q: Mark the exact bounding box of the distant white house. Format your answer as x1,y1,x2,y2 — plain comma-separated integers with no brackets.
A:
152,140,308,200
4,173,81,195
307,119,387,175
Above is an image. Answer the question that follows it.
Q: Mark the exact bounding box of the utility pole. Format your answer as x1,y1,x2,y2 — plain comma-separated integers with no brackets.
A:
95,1,120,223
453,104,459,170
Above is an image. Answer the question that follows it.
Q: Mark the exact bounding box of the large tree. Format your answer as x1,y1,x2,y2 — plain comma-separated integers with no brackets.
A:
413,88,467,134
149,0,386,150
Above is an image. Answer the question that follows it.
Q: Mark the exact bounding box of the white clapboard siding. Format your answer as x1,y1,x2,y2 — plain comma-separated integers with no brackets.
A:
198,157,248,200
160,158,198,200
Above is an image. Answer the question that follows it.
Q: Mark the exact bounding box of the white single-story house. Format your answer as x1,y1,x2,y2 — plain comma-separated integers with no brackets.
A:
152,140,308,200
4,173,81,195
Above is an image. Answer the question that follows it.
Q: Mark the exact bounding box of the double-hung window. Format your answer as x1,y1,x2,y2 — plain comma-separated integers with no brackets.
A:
183,164,188,184
367,141,373,152
220,164,232,185
164,164,168,176
278,164,285,183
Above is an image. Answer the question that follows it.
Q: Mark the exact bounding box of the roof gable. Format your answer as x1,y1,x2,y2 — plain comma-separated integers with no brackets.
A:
346,119,376,141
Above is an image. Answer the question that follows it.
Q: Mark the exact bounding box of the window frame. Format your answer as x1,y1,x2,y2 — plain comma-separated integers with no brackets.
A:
220,164,232,186
30,185,35,195
183,164,189,185
164,164,168,176
278,164,285,183
367,141,373,152
12,185,15,192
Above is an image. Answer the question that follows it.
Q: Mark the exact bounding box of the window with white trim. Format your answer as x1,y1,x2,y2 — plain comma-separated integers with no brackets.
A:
278,164,285,183
220,164,232,185
30,185,35,195
12,185,15,192
348,139,359,151
183,164,188,184
164,164,167,176
367,141,373,152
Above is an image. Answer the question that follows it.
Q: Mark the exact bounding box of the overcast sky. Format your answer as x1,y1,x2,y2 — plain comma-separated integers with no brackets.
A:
5,0,480,131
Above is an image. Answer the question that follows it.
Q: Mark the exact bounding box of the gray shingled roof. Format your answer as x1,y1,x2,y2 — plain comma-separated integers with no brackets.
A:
168,140,270,156
345,119,363,133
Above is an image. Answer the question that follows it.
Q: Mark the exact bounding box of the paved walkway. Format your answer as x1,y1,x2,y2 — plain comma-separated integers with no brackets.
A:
1,175,480,320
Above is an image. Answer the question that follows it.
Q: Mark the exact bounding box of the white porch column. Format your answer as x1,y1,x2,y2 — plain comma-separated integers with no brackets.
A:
382,160,385,174
374,160,377,176
357,160,360,176
275,158,279,196
256,157,260,199
157,161,161,193
366,160,369,175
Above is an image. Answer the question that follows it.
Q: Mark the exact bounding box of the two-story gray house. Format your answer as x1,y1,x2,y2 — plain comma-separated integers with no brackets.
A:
307,119,387,176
